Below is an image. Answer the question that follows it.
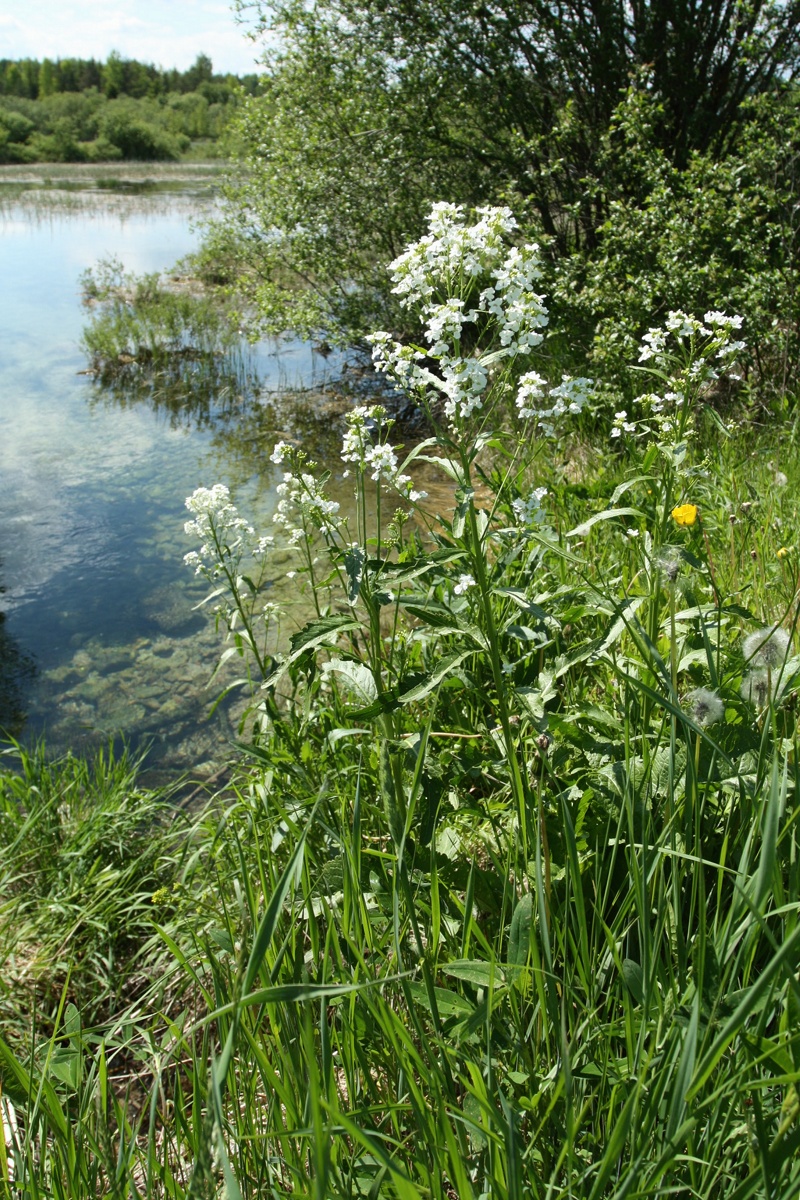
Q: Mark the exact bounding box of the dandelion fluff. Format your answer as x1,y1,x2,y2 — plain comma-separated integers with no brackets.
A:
656,547,681,583
742,626,791,669
740,670,774,708
685,687,724,727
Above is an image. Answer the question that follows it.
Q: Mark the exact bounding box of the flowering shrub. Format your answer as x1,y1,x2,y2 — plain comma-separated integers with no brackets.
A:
176,205,800,1198
370,203,591,434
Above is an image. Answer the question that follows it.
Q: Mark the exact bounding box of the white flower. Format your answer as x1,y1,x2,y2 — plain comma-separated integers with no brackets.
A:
453,573,476,595
511,488,548,526
611,409,637,438
515,371,548,420
704,311,743,329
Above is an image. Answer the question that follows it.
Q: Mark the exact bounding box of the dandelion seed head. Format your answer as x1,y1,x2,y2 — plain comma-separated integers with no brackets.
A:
657,548,682,582
686,687,724,727
740,670,773,708
742,626,791,669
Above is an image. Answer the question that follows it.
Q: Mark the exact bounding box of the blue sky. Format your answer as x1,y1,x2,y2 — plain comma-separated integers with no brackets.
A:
0,1,263,75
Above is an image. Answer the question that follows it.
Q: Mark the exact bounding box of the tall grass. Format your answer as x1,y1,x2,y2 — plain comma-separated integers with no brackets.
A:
2,206,800,1197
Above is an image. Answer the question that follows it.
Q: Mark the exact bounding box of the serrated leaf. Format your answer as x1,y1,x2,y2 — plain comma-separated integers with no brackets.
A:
267,614,361,686
321,658,378,704
289,614,360,657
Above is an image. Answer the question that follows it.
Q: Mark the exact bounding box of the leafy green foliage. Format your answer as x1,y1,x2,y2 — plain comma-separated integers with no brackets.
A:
550,87,800,403
0,53,256,163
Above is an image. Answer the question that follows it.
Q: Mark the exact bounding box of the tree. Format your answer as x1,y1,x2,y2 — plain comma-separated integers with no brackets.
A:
37,58,57,98
182,54,214,92
229,0,800,262
210,23,494,340
102,51,125,99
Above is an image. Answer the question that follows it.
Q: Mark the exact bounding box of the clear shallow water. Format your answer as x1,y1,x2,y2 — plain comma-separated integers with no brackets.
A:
0,180,350,784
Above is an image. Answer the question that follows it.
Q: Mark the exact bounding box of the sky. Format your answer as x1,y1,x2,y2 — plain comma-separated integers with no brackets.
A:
0,1,264,76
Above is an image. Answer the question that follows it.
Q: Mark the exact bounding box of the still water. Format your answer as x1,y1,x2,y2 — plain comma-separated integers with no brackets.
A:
0,171,350,783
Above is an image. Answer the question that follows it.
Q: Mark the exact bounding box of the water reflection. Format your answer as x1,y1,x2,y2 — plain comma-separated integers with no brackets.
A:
0,173,354,782
0,608,36,738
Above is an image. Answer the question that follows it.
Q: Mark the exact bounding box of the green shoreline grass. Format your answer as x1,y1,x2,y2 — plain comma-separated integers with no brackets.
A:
2,404,800,1196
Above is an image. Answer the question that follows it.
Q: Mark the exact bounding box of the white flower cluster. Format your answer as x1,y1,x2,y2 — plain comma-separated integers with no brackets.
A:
610,409,637,439
390,202,519,301
453,573,476,595
511,487,549,526
614,310,746,444
516,373,592,437
270,441,342,542
369,204,553,426
183,484,272,578
340,405,427,502
638,310,745,369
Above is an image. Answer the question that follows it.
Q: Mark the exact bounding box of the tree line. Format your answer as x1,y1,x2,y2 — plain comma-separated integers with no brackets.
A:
0,52,259,164
0,53,259,102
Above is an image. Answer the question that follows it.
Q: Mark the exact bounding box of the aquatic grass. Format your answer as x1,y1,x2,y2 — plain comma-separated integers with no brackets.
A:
79,257,242,379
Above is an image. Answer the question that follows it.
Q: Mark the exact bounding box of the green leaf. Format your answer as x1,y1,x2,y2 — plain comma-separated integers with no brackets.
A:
566,507,643,538
289,614,360,657
452,487,474,538
243,812,314,995
321,658,378,705
442,960,507,987
406,982,474,1018
397,649,475,703
326,727,369,745
610,475,655,504
416,454,464,483
508,894,533,984
621,958,644,1005
343,544,366,604
267,614,361,686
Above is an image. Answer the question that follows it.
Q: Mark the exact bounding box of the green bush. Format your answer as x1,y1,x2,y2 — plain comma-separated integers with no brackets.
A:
99,106,181,160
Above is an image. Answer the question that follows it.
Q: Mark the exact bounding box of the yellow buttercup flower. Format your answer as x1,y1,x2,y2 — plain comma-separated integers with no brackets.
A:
777,546,790,559
672,503,698,527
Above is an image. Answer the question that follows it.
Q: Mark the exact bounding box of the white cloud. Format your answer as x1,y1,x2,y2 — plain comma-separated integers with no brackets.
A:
0,1,262,74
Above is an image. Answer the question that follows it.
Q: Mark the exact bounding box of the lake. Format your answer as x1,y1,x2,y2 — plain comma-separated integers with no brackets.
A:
0,165,353,786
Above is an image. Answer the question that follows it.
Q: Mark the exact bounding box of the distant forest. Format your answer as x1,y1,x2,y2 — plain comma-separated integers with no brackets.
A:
0,53,260,163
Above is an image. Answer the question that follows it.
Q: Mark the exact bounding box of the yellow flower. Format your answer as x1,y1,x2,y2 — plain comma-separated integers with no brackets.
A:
777,546,790,559
672,503,698,527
